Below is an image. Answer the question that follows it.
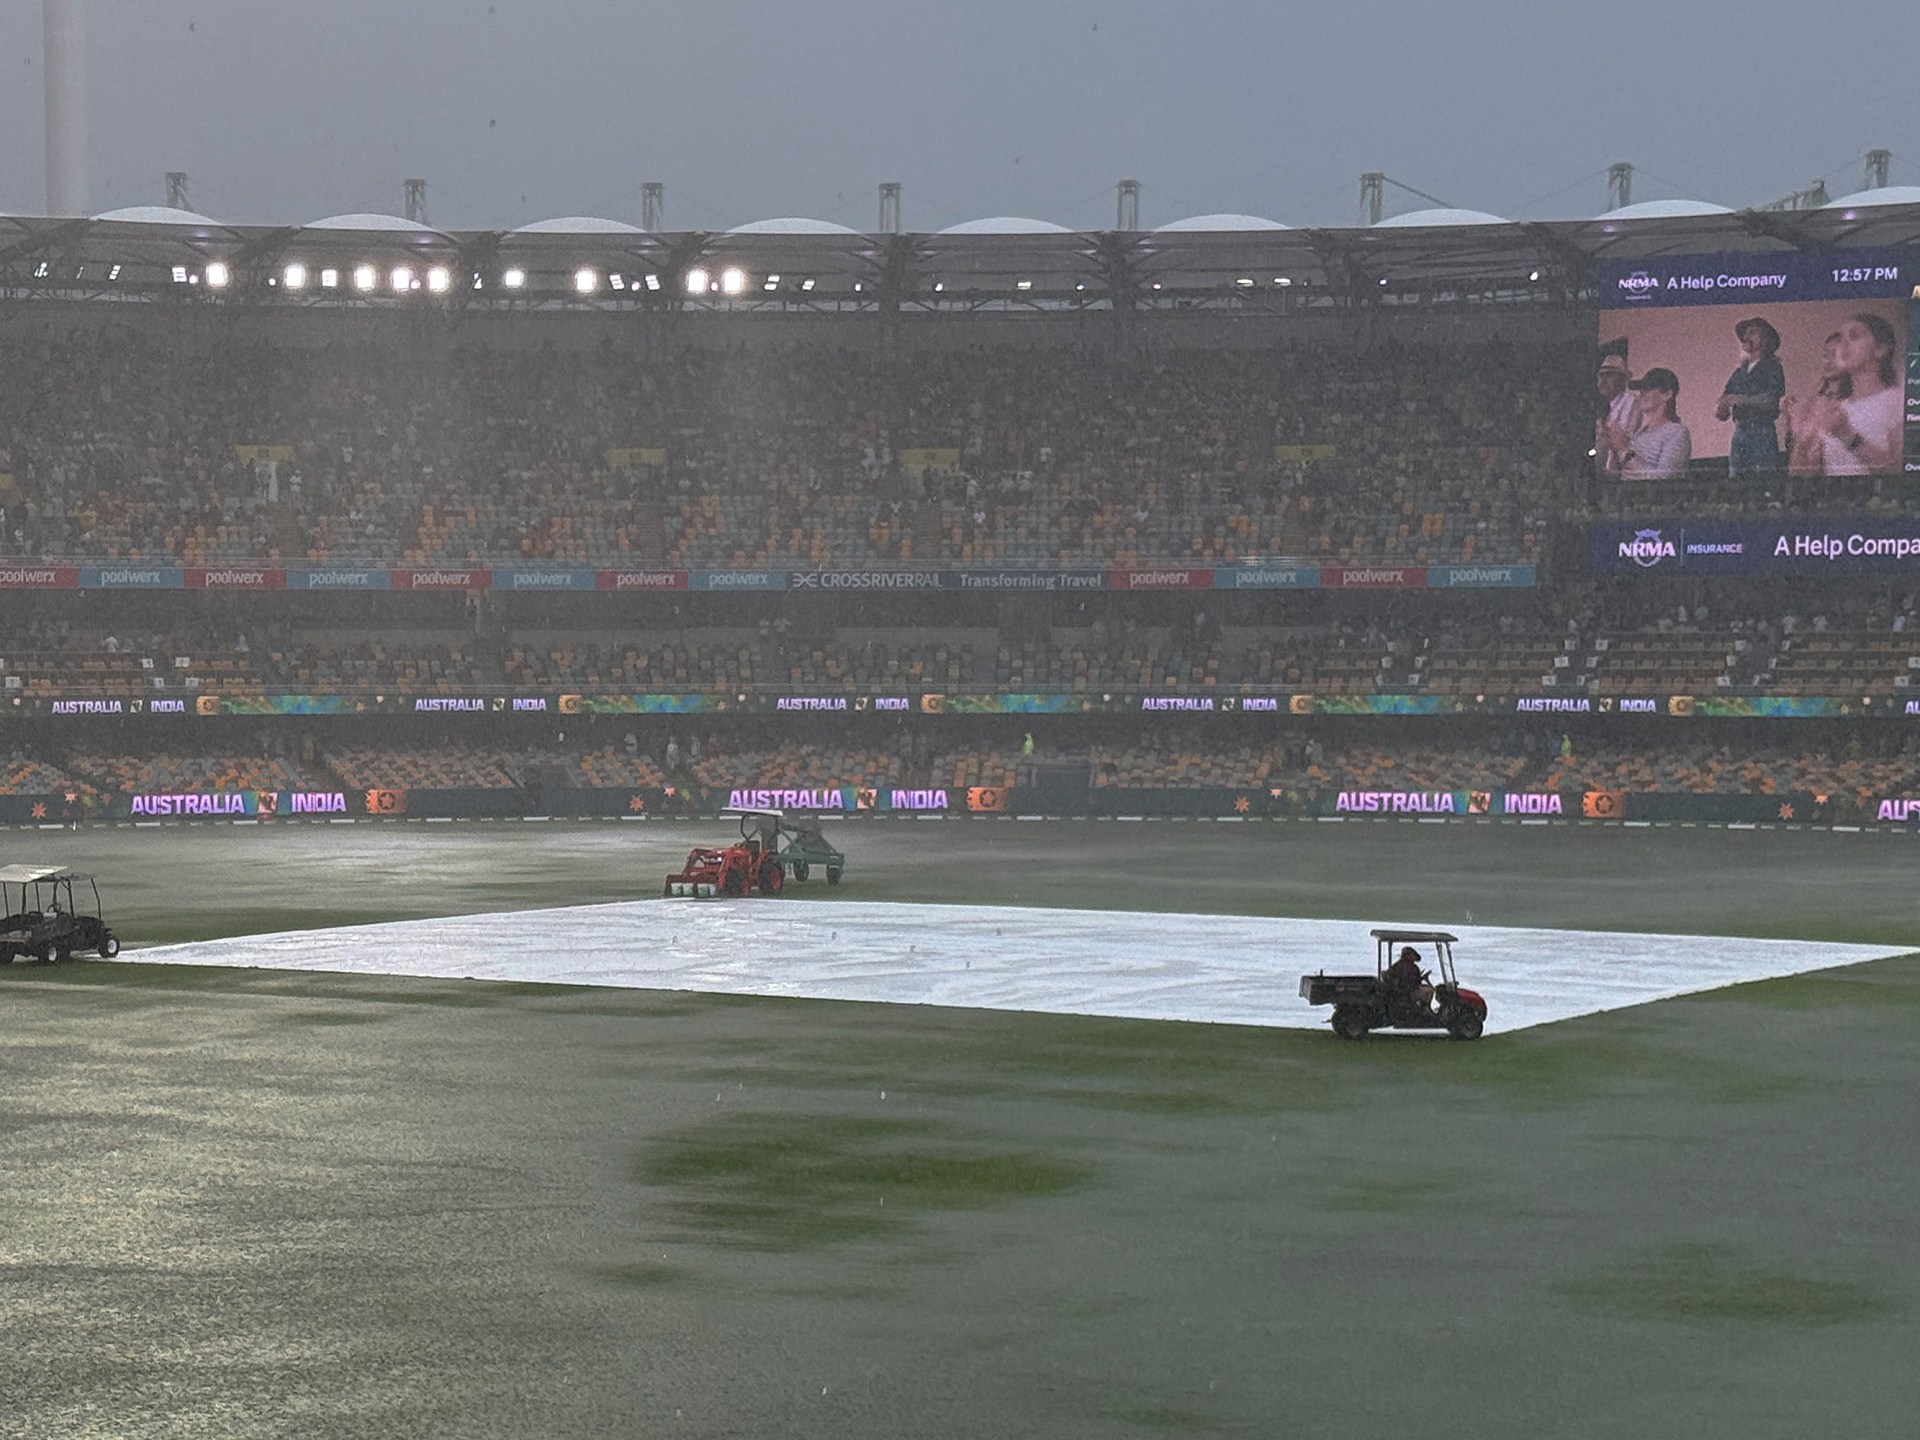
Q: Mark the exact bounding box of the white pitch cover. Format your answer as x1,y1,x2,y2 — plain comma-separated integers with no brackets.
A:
123,901,1912,1035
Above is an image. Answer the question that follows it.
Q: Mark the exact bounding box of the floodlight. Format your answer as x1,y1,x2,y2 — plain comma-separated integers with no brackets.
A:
426,266,452,293
574,266,598,294
390,266,415,292
853,282,863,292
1275,277,1292,287
1234,276,1253,287
800,277,815,292
320,267,340,289
107,264,121,281
33,261,50,279
502,267,526,289
684,266,710,294
1528,269,1540,282
610,273,625,290
353,264,378,292
171,265,190,284
472,273,484,290
719,266,747,295
283,263,308,290
205,261,231,289
1016,279,1033,291
1378,276,1389,286
1150,282,1162,290
1074,282,1086,292
762,277,779,291
932,281,944,292
643,273,661,292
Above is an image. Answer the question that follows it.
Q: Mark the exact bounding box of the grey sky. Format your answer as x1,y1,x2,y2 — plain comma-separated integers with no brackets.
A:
3,0,1916,230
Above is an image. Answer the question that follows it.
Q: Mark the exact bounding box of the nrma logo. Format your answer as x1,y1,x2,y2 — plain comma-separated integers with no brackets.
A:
1620,529,1677,568
1618,270,1660,299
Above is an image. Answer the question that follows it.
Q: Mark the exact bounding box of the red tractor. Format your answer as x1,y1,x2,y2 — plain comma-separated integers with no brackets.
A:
664,809,787,899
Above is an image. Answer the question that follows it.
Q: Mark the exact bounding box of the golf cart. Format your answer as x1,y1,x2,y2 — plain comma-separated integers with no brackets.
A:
1299,928,1487,1040
0,865,120,963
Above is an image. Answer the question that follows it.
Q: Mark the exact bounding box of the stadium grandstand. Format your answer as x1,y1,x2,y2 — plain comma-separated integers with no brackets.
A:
4,187,1920,829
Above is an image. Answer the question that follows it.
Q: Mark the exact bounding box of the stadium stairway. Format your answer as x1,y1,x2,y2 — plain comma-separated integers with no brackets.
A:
629,504,668,563
263,502,306,562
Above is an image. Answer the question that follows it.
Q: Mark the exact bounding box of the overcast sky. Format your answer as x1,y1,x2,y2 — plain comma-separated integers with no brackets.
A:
3,0,1916,230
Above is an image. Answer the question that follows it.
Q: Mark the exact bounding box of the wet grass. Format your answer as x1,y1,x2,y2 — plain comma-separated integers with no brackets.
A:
591,1262,693,1289
1696,961,1920,1011
1558,1243,1899,1325
638,1113,1096,1253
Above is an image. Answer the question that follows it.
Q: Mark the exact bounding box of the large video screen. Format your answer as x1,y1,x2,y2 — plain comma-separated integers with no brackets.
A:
1594,248,1915,481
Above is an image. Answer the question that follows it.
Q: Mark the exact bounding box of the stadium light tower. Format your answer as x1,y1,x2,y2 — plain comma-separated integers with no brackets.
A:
166,171,190,210
1116,180,1140,232
43,0,88,216
878,182,901,235
1864,148,1891,192
642,182,664,231
1359,173,1384,226
1606,163,1632,211
404,179,429,225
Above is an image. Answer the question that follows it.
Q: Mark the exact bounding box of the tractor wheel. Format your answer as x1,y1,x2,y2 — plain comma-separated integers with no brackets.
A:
793,862,810,883
826,866,842,886
759,859,784,896
99,933,120,958
1447,1010,1485,1041
1331,1006,1371,1041
722,868,748,898
664,881,676,898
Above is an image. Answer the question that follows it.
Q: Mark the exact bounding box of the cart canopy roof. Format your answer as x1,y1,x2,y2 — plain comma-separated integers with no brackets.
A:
0,865,90,884
721,807,784,820
1369,928,1459,944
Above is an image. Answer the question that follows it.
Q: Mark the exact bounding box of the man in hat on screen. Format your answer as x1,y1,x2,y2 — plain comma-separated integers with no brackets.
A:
1716,317,1785,477
1595,351,1638,476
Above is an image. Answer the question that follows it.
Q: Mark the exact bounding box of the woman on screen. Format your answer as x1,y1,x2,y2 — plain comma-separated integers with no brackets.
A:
1715,317,1785,477
1619,368,1692,480
1787,331,1850,476
1796,313,1902,476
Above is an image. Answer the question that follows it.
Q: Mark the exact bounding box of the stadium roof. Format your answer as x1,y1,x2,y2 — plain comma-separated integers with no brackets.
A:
937,217,1072,235
1373,207,1511,227
1823,185,1920,212
1154,213,1291,232
510,215,645,234
92,204,226,226
304,212,447,233
4,196,1917,308
1595,199,1733,220
725,217,862,235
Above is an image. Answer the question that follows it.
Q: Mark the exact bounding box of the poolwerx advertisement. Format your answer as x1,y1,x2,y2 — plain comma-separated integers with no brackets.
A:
1592,518,1920,575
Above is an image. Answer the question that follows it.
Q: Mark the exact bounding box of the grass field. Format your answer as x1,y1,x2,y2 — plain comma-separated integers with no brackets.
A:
4,819,1918,1438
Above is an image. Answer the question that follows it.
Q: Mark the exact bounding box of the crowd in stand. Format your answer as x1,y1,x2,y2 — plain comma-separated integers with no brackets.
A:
8,590,1920,700
1,332,1582,569
10,727,1920,803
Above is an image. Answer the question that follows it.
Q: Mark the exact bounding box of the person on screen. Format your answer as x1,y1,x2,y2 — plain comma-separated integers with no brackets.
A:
1787,331,1850,476
1618,368,1692,479
1792,313,1902,476
1594,353,1638,476
1715,317,1785,476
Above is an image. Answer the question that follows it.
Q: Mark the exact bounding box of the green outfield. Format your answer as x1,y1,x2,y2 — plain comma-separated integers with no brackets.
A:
4,820,1918,1439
